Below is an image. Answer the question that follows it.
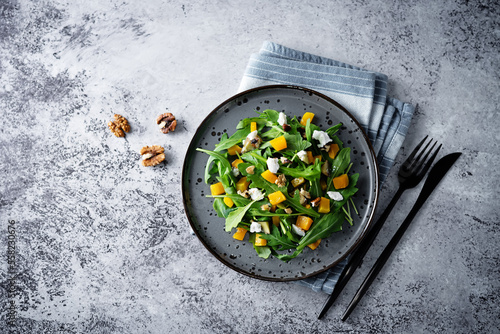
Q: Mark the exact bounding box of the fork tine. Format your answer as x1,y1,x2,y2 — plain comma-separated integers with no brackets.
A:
417,143,442,176
404,135,428,166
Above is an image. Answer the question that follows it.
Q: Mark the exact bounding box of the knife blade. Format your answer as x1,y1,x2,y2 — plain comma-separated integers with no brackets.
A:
341,152,462,321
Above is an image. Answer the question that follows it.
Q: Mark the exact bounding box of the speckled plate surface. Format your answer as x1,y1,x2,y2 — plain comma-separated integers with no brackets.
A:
182,85,379,281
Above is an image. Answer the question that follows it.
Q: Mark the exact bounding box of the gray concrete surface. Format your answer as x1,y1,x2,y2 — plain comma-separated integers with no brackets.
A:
0,0,499,333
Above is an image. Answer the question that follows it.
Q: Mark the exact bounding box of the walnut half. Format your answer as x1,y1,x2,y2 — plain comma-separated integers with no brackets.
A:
108,114,131,137
157,113,177,134
140,145,165,166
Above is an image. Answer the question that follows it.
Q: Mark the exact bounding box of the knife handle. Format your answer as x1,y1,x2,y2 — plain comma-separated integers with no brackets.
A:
317,186,405,319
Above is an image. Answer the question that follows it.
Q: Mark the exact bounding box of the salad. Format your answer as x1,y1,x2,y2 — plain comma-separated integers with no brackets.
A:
197,109,359,262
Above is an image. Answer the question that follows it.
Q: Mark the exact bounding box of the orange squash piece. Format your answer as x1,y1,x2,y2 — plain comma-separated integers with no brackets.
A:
254,234,267,246
233,227,247,241
300,112,315,126
250,121,257,132
210,182,225,196
269,135,287,151
333,174,349,189
235,176,250,192
328,143,340,159
318,197,330,213
228,145,242,156
272,216,280,227
307,239,321,250
268,191,286,206
223,197,234,208
306,151,314,164
296,215,313,231
231,158,243,168
261,170,278,184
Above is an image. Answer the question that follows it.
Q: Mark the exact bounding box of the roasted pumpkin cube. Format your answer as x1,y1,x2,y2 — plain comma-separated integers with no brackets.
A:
328,143,340,159
235,176,250,192
268,191,286,206
254,234,267,246
210,182,225,196
320,179,327,191
333,174,349,189
307,239,321,250
233,227,247,241
269,135,287,151
306,151,314,164
261,170,278,184
300,112,315,126
318,197,330,213
228,145,242,156
250,121,257,132
223,197,234,208
291,177,305,187
231,158,243,168
296,215,313,231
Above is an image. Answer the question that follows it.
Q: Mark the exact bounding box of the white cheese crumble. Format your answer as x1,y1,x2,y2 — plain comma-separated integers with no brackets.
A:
278,112,287,126
250,221,262,233
248,188,264,201
246,130,258,142
297,150,309,163
232,167,240,177
312,130,331,148
327,191,344,201
267,157,279,174
292,224,305,237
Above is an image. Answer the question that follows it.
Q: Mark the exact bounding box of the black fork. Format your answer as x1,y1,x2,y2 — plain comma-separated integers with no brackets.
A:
318,136,442,319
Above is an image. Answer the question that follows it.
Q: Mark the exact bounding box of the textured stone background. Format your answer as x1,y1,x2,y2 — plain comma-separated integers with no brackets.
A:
0,0,499,333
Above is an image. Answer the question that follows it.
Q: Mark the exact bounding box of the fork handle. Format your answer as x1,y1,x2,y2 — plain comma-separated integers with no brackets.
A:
317,186,405,319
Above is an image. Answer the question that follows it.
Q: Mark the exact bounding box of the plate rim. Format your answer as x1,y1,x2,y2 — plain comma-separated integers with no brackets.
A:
181,84,380,282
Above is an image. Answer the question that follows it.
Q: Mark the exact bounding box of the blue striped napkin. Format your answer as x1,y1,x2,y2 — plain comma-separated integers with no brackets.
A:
238,41,415,294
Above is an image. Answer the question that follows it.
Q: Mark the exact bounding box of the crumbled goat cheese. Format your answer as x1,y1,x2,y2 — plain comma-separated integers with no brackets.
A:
327,191,344,201
312,130,331,148
267,157,279,174
246,130,258,142
278,112,287,126
297,150,308,163
232,167,240,177
250,221,262,233
248,188,264,201
292,224,305,237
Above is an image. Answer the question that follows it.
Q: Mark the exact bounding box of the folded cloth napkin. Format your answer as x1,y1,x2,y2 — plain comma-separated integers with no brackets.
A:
238,41,415,294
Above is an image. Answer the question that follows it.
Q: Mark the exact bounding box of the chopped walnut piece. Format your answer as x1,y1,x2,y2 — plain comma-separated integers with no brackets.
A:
284,208,293,214
156,112,177,134
245,165,255,175
108,114,130,137
310,197,321,207
280,157,292,164
237,190,250,198
275,174,286,187
140,145,165,166
260,204,271,211
282,124,291,132
299,188,311,205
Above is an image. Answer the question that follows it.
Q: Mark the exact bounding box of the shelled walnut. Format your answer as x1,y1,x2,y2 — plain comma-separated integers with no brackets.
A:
108,114,130,137
156,112,177,134
140,145,165,166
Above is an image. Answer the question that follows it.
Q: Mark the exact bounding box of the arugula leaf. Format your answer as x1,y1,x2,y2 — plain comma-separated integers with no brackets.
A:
225,200,256,232
259,224,297,251
326,123,342,137
214,128,249,152
283,133,312,152
236,117,267,130
280,159,322,181
248,233,272,259
262,109,280,123
297,210,344,251
330,147,351,179
213,197,234,218
197,148,235,184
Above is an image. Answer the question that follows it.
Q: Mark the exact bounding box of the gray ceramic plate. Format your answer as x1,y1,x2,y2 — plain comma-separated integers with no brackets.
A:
182,85,379,281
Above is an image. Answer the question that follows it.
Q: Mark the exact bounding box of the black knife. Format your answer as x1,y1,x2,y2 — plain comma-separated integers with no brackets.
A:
341,152,462,321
